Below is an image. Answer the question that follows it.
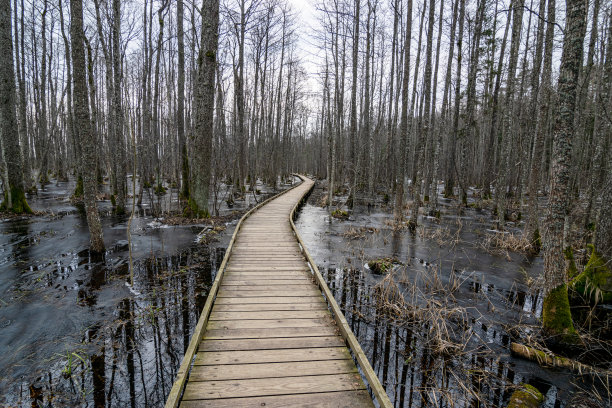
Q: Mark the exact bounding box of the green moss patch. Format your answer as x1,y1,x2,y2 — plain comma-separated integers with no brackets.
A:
331,209,349,220
542,284,579,343
368,257,402,275
571,245,612,304
564,247,578,280
506,383,543,408
1,187,33,214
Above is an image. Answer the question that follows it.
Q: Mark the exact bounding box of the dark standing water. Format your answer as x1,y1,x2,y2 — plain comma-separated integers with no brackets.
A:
0,178,291,407
294,188,610,407
1,179,609,407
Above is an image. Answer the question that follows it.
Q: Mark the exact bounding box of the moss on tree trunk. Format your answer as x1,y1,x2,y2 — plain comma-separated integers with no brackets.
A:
571,245,612,304
542,284,579,344
2,187,32,214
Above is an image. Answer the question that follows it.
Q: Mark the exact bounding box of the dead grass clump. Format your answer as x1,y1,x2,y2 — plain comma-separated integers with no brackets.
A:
373,273,407,319
373,267,475,357
481,230,533,255
343,226,379,239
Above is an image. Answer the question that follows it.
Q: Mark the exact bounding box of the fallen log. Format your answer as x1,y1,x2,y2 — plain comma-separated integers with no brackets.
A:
510,342,612,378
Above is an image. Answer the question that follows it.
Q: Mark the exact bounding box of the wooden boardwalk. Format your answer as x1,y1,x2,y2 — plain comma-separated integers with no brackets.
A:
167,176,391,408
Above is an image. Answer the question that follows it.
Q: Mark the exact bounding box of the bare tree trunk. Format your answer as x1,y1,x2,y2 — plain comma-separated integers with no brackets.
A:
394,0,412,223
542,0,587,341
432,0,458,210
177,0,189,199
526,0,554,246
70,0,104,252
189,0,220,216
365,0,374,198
409,0,436,228
459,0,485,204
38,0,49,185
446,0,465,199
348,0,360,208
496,0,524,227
0,0,30,213
593,19,612,261
14,0,32,191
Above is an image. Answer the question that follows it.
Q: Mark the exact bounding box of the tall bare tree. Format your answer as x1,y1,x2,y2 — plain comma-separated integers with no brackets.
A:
0,0,30,213
70,0,105,252
541,0,587,341
189,0,220,216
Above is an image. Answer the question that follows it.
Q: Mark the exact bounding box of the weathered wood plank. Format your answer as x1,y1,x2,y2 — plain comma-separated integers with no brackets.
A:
187,360,355,381
180,390,374,408
182,373,366,400
207,318,335,330
209,310,330,321
193,347,350,365
216,289,319,297
220,279,311,286
198,336,345,351
214,296,321,304
212,303,326,312
203,326,338,339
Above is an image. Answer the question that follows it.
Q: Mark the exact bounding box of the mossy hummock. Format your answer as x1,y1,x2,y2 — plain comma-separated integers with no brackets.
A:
506,383,543,408
571,245,612,304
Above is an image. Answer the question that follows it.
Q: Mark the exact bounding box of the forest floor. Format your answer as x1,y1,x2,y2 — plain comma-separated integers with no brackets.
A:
0,177,609,407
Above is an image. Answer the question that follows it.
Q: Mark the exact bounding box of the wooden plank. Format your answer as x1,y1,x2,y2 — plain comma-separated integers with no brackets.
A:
182,373,366,400
216,291,319,299
227,262,310,272
220,279,311,286
193,347,351,365
198,336,345,351
218,284,315,292
180,390,374,408
207,318,334,330
217,289,319,298
214,296,322,304
187,359,356,381
212,303,326,312
209,310,330,321
223,272,310,279
204,326,338,340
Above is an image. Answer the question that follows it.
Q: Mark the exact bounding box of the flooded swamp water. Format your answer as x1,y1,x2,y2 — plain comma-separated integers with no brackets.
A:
0,178,290,407
0,178,609,407
294,183,611,408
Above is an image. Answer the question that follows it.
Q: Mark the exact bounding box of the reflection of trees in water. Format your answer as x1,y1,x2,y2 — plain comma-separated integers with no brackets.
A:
323,267,564,407
21,246,215,407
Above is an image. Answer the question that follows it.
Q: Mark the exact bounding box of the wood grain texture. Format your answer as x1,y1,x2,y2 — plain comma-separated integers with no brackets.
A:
182,373,366,400
180,390,374,407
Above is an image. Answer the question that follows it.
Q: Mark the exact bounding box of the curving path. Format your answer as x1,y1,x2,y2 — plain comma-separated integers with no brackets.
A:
168,176,384,408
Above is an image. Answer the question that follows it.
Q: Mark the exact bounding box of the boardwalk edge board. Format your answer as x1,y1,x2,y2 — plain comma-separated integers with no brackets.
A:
165,178,304,408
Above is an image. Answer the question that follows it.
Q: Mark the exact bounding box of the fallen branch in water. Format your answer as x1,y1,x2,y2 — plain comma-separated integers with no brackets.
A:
510,342,612,378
